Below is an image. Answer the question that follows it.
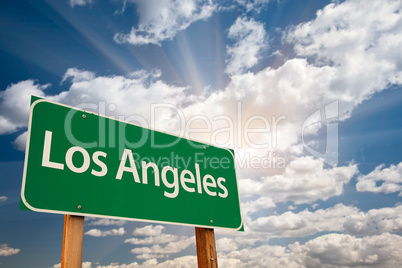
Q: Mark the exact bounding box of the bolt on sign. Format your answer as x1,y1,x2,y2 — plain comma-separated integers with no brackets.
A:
20,97,243,231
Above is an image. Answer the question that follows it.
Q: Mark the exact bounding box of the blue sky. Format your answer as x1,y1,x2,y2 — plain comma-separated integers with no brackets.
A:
1,0,402,267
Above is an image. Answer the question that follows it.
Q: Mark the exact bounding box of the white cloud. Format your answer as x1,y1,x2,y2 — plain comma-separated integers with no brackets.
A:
0,196,7,202
1,69,190,151
356,162,402,195
132,225,164,236
226,17,267,75
87,218,126,226
236,0,270,13
52,261,92,268
0,244,20,256
69,0,92,8
300,233,402,267
53,68,188,114
114,0,216,45
240,202,402,245
61,68,96,84
216,237,238,252
0,116,17,135
125,225,194,260
344,205,402,236
0,80,47,135
232,204,402,247
240,196,275,224
12,131,28,151
125,234,178,245
92,231,402,267
240,156,358,204
286,0,402,115
97,256,197,268
95,256,245,268
249,203,358,237
83,262,93,268
85,227,125,237
248,204,402,237
94,261,141,268
135,254,168,260
130,236,195,259
221,244,300,267
221,233,402,268
147,256,196,267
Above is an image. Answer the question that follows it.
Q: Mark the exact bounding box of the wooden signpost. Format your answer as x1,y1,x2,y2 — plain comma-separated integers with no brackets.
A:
195,227,218,268
21,97,242,267
61,215,85,268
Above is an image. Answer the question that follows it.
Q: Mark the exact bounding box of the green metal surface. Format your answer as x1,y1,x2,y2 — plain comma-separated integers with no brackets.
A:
21,98,242,230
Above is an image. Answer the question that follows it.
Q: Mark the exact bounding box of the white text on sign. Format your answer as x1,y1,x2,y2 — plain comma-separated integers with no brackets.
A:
41,130,228,199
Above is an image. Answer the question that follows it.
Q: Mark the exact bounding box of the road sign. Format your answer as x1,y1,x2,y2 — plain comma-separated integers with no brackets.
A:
21,97,243,230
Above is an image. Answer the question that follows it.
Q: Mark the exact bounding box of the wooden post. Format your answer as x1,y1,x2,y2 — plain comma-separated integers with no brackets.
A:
195,227,218,268
61,215,85,268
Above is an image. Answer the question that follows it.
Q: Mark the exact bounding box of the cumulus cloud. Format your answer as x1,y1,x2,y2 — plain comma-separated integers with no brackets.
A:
125,234,178,245
226,17,267,75
132,225,165,236
85,227,125,237
241,195,275,217
286,0,402,115
61,68,96,84
130,236,194,259
221,244,301,267
12,130,28,151
356,162,402,195
0,244,20,256
74,232,402,267
148,256,197,267
216,237,238,252
87,218,126,226
248,204,402,238
236,0,270,13
1,68,190,151
260,156,358,204
249,203,358,236
344,205,402,235
125,225,194,260
240,196,276,226
240,156,358,204
136,254,168,260
52,261,92,268
300,233,402,267
96,256,197,268
114,0,216,45
0,80,47,135
69,0,92,8
220,233,402,268
220,203,402,254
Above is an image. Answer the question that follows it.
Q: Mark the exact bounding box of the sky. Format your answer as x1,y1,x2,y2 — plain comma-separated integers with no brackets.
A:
1,0,402,267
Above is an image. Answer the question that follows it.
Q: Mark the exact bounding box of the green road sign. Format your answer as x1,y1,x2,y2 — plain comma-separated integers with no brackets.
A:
21,97,243,230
